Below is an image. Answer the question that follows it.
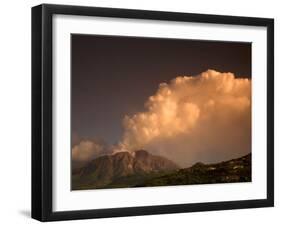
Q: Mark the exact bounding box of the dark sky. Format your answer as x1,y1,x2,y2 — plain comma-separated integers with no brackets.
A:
71,34,251,146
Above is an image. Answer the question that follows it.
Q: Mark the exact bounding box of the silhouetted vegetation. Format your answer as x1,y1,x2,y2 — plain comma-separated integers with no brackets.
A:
72,152,251,190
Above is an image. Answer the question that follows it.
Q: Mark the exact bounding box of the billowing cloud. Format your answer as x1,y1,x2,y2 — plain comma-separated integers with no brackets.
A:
72,139,107,163
115,69,251,167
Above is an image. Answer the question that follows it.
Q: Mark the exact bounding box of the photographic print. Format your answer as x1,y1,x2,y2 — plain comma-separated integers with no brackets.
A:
71,35,252,190
32,4,274,221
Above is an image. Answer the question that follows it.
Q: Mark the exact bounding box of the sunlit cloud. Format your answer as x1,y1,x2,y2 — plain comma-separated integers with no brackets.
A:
72,139,106,163
114,69,251,167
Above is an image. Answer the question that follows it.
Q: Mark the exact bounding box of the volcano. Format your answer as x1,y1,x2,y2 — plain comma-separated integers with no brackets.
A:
72,150,179,189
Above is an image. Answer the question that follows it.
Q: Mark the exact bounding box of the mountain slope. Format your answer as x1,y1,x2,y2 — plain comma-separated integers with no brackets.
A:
136,153,251,187
72,150,179,190
72,152,251,190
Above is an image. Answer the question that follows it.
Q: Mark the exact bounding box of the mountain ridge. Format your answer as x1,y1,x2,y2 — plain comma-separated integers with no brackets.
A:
136,153,251,187
72,151,251,190
72,150,179,189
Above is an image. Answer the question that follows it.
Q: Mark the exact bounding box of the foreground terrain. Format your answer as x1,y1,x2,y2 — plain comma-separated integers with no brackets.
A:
72,150,251,190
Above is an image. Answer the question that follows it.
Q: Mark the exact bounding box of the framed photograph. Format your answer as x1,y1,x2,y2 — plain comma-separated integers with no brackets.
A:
32,4,274,221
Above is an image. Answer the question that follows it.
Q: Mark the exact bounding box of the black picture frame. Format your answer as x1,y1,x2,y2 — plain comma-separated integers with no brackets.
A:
32,3,274,222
